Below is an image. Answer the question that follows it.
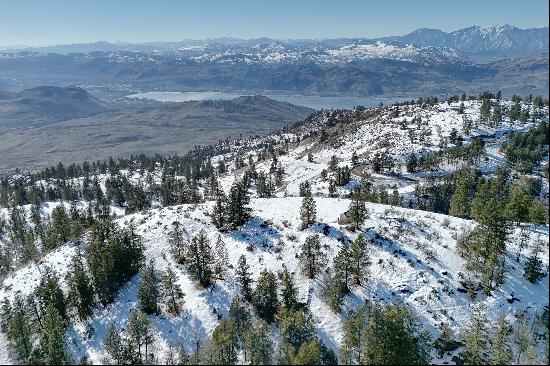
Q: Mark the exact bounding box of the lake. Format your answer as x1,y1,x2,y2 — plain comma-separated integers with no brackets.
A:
126,91,408,110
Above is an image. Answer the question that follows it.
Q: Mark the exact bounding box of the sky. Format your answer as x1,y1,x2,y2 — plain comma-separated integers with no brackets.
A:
0,0,548,46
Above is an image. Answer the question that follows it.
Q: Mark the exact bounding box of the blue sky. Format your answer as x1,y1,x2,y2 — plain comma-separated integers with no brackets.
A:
0,0,548,46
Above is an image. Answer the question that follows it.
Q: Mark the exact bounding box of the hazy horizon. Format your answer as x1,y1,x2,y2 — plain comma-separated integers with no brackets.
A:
2,23,550,49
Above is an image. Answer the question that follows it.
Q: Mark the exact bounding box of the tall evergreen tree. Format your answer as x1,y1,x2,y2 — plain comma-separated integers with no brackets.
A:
361,302,431,365
300,194,317,229
127,309,155,363
324,274,346,313
348,188,368,229
228,297,252,342
209,319,239,365
4,294,34,362
449,170,474,219
104,324,126,365
299,235,327,279
236,255,253,301
35,269,68,323
293,337,337,365
461,304,489,365
252,270,279,323
281,265,299,310
87,220,143,305
138,260,160,315
524,238,545,284
244,319,273,365
162,265,184,316
505,182,531,224
334,245,352,293
457,226,505,295
66,255,95,320
293,338,323,365
168,222,187,264
186,230,214,288
489,314,513,365
225,181,251,229
512,312,535,364
213,236,229,278
340,307,367,365
39,305,72,365
211,196,226,229
349,235,370,285
276,308,316,365
529,198,548,225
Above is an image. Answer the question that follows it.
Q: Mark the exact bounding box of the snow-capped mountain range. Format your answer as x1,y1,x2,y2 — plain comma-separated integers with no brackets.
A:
3,24,547,61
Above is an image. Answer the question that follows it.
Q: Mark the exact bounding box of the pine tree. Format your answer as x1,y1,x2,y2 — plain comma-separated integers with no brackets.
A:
489,314,513,365
449,170,474,219
333,245,352,293
244,319,272,365
46,205,72,249
4,295,33,362
168,222,187,264
66,255,95,320
456,226,505,295
162,265,184,316
206,173,222,200
524,239,545,284
228,297,252,340
329,155,338,171
87,220,143,305
348,188,368,229
512,312,536,364
293,338,323,365
281,265,299,310
505,182,531,224
299,235,327,279
104,324,125,365
299,181,312,197
213,236,229,278
186,230,214,288
209,319,239,365
39,304,71,365
252,270,279,323
340,307,366,365
470,180,507,242
529,198,548,225
236,255,253,301
406,154,418,173
300,194,317,229
324,274,346,313
361,302,431,365
138,260,160,315
225,181,251,229
349,235,370,285
211,196,226,229
461,304,489,365
36,269,68,323
328,179,337,198
463,180,508,294
20,230,38,264
276,308,315,365
480,98,491,123
492,105,503,126
127,309,154,363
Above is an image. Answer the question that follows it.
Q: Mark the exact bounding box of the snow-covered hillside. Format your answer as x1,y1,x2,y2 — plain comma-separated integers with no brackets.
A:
1,197,547,364
0,96,548,364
